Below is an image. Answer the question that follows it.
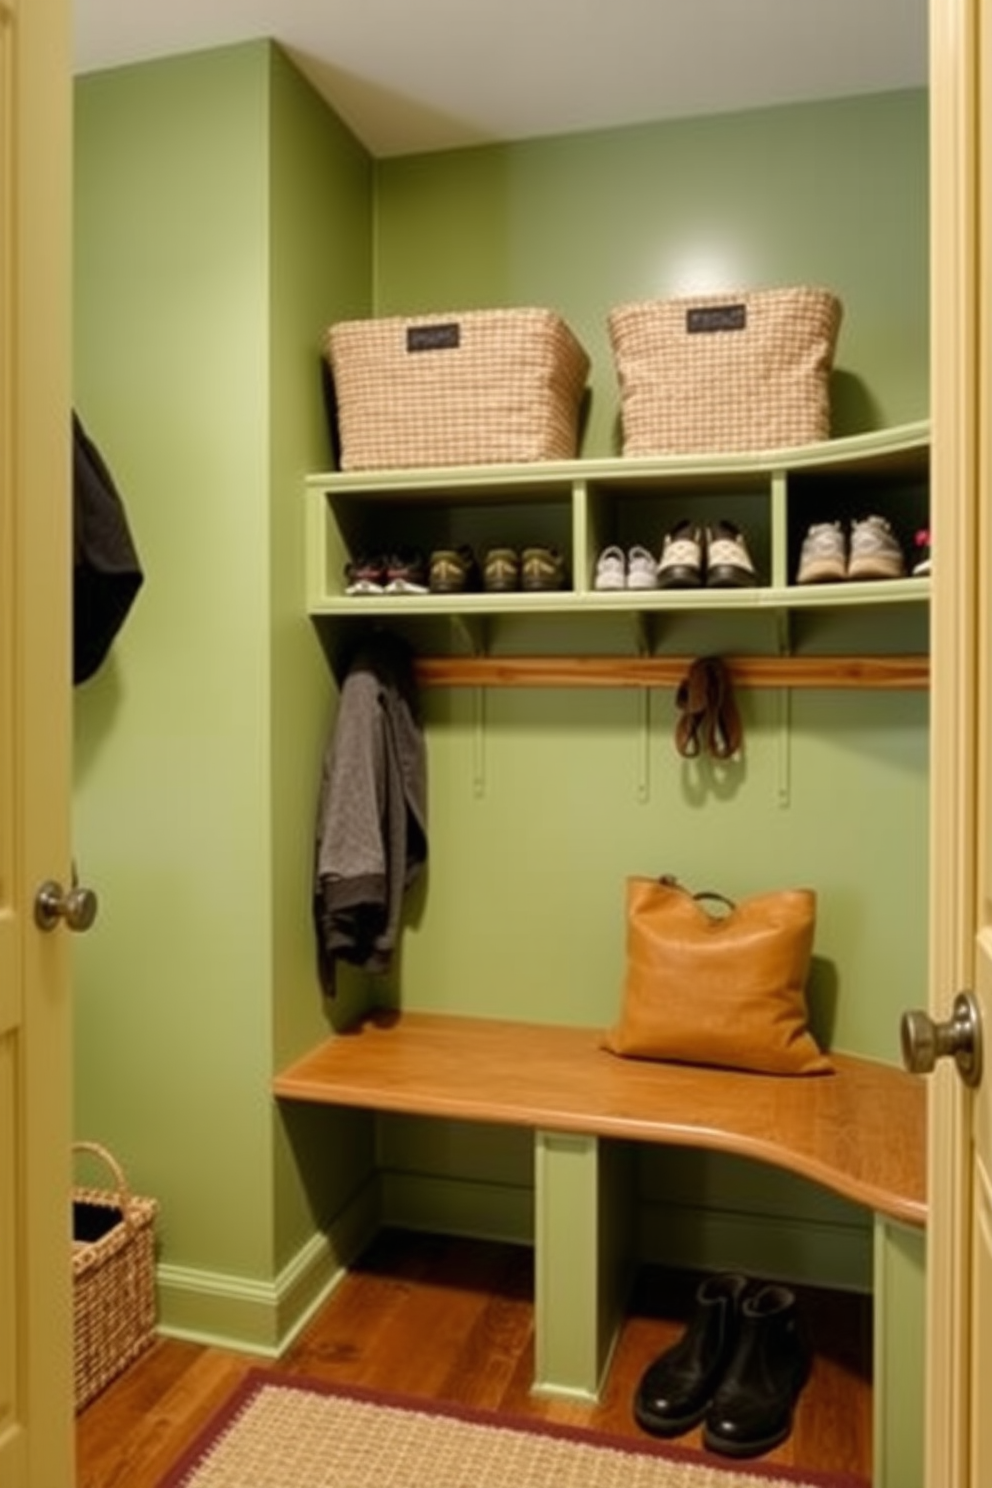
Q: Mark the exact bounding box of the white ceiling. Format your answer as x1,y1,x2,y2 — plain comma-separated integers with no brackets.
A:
73,0,928,159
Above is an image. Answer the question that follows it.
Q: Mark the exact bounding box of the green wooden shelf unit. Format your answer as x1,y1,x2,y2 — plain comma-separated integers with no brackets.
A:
304,420,930,683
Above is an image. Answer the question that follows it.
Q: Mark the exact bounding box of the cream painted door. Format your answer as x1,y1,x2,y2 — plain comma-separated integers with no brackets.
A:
926,0,992,1484
0,0,75,1483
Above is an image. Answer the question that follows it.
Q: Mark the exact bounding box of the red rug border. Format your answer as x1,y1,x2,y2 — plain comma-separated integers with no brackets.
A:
154,1367,869,1488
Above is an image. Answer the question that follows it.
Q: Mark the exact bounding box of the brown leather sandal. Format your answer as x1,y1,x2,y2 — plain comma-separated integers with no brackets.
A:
674,656,744,760
704,657,743,759
674,657,711,757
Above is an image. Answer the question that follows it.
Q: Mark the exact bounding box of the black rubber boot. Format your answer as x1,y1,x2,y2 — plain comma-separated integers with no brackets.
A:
634,1273,749,1437
702,1283,812,1458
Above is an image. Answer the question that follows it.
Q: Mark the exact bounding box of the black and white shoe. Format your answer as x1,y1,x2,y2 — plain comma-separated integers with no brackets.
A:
656,521,704,588
706,521,758,588
344,554,388,595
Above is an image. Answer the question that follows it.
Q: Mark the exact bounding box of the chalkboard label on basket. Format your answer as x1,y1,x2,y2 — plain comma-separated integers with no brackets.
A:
686,304,747,334
407,323,461,352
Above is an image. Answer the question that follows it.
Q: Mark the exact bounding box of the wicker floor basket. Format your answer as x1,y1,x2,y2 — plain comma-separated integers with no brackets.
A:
72,1141,158,1411
324,307,590,471
608,287,843,456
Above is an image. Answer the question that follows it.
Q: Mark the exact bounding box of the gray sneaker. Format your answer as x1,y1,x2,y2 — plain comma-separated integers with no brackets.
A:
847,515,906,581
796,522,846,584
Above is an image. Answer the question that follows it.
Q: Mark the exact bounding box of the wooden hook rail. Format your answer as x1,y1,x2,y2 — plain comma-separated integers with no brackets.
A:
414,655,930,690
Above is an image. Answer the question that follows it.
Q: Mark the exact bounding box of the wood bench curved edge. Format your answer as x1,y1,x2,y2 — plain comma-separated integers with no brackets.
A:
273,1011,927,1229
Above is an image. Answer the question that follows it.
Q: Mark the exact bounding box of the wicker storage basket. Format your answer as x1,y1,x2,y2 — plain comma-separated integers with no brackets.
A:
608,287,843,456
72,1141,158,1410
324,307,590,470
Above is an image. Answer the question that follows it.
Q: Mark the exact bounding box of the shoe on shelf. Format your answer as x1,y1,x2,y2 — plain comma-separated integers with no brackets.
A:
702,1283,812,1460
847,514,906,581
521,546,567,592
912,527,932,577
384,548,429,594
482,547,520,592
626,545,659,590
429,545,479,594
593,545,627,591
656,521,704,589
634,1273,750,1438
344,553,388,595
795,522,847,584
706,521,758,588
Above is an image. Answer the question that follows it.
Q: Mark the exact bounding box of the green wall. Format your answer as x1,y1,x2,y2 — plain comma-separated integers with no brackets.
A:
367,88,929,1280
375,89,928,453
73,41,374,1343
72,57,929,1345
400,688,926,1057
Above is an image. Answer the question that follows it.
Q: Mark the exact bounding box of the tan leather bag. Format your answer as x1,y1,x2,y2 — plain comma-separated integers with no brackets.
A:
604,876,832,1076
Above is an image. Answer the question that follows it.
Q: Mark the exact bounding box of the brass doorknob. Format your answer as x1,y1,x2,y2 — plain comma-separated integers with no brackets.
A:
34,879,99,933
901,990,983,1087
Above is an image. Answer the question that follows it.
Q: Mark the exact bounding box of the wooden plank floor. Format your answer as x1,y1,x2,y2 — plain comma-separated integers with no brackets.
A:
75,1230,872,1487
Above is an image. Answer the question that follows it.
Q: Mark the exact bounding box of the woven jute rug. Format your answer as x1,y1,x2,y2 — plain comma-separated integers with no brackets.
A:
155,1370,866,1488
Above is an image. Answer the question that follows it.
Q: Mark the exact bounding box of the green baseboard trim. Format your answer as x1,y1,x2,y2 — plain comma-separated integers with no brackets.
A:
381,1171,534,1244
637,1200,873,1292
156,1178,380,1353
157,1258,296,1356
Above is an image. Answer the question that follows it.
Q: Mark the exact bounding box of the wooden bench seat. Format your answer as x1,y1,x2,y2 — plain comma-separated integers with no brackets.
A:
273,1009,926,1227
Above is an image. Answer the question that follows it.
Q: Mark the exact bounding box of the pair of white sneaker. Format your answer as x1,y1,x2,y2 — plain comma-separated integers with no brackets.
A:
593,545,659,590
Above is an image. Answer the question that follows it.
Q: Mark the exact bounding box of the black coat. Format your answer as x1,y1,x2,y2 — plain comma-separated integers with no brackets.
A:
73,412,143,685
